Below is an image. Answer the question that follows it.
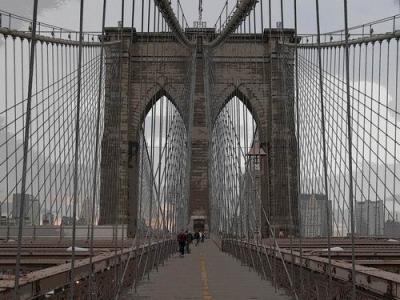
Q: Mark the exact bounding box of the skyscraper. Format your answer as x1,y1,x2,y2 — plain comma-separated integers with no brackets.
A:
355,200,384,236
299,194,332,237
12,193,40,225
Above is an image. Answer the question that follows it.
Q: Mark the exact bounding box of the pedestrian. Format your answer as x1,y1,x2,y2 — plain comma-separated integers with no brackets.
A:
186,230,193,254
200,231,205,243
177,229,187,257
194,231,200,246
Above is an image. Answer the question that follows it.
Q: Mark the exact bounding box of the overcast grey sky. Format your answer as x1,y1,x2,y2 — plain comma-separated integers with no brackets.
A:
1,0,399,34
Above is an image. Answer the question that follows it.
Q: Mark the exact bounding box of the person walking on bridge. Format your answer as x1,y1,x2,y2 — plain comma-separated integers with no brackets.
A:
186,230,193,253
200,231,205,243
194,231,200,246
177,229,187,257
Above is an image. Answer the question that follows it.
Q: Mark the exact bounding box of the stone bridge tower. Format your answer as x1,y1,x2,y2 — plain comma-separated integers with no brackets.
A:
99,27,298,237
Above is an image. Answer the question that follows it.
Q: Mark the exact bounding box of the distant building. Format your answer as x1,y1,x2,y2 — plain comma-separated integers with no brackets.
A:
355,200,384,236
11,194,40,225
79,197,93,225
384,220,400,238
299,194,332,238
42,212,55,225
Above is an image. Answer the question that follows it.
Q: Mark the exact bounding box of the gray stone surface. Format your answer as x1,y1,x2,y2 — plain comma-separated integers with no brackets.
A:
121,240,291,300
100,29,299,237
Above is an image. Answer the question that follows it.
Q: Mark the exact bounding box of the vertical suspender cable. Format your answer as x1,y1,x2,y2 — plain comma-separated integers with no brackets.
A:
367,42,375,236
4,35,9,241
267,0,278,292
343,0,357,298
132,0,146,290
118,0,126,278
394,38,399,222
260,0,264,32
279,0,295,285
146,0,154,281
383,40,390,227
315,0,332,296
115,0,140,292
122,0,125,27
375,42,382,236
88,0,107,298
293,0,304,298
70,0,85,299
113,0,126,269
14,0,38,298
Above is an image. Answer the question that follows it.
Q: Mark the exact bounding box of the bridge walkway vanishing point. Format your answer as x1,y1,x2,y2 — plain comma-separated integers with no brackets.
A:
121,239,291,300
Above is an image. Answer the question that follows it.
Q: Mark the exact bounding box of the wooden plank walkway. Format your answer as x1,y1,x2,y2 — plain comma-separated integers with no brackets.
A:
121,239,291,300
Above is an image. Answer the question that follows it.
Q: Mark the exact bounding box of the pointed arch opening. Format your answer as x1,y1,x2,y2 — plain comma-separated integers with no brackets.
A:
210,95,265,236
136,95,189,237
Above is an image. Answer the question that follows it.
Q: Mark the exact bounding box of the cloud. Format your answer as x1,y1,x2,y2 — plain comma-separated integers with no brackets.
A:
1,0,68,20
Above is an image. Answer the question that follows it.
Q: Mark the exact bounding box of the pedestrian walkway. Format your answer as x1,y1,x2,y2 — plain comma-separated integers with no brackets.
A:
121,239,291,300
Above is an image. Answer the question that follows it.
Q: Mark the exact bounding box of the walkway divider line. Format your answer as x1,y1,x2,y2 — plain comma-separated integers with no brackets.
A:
200,253,213,300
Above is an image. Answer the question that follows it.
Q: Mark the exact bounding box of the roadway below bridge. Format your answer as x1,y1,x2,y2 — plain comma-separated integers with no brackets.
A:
121,239,291,300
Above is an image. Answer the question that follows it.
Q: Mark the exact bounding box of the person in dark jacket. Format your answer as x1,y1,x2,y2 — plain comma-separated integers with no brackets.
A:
177,229,187,256
186,230,193,254
194,231,200,246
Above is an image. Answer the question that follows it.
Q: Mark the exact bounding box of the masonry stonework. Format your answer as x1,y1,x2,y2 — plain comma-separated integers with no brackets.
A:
100,28,298,237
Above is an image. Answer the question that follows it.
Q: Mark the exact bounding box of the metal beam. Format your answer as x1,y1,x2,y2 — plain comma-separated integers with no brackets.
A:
154,0,194,48
208,0,258,49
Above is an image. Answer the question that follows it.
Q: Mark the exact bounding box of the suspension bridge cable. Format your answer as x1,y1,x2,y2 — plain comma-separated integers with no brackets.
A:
277,0,297,290
292,0,305,297
314,0,333,295
87,0,107,298
131,0,147,290
14,0,38,297
69,0,85,298
343,0,357,298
